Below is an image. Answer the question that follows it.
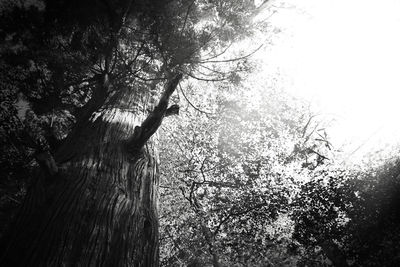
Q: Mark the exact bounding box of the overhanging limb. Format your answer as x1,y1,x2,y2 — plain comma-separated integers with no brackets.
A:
129,73,182,151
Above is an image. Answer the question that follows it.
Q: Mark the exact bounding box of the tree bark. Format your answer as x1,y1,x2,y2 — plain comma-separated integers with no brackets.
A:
0,80,164,266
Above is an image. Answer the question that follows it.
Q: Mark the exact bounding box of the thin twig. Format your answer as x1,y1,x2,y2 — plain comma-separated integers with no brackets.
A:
178,83,215,115
198,44,263,64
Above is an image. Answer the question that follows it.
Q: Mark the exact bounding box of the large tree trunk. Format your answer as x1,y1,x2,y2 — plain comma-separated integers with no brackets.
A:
0,80,162,266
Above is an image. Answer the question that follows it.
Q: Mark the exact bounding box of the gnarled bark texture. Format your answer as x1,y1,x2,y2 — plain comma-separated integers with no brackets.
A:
0,76,176,266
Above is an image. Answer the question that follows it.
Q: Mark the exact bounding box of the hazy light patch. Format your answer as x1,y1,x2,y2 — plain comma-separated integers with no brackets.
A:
258,0,400,161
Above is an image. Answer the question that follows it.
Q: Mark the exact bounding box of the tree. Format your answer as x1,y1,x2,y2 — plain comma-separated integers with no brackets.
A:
158,77,331,266
0,0,262,265
291,152,400,267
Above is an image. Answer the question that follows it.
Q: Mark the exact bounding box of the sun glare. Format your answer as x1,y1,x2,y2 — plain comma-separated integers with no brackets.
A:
258,0,400,161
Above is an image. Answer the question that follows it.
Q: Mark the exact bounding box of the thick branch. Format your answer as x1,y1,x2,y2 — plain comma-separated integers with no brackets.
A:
129,73,182,151
165,104,179,117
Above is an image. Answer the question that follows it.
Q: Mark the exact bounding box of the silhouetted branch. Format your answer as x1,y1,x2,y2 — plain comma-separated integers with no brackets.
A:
128,73,182,151
213,203,267,237
180,1,195,38
183,71,227,82
178,84,215,115
198,44,263,64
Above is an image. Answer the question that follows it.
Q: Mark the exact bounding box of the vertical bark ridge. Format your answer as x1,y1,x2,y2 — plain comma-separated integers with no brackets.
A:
0,83,162,266
56,185,90,266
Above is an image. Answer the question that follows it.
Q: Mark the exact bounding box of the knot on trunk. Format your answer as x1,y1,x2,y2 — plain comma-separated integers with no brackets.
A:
165,104,179,117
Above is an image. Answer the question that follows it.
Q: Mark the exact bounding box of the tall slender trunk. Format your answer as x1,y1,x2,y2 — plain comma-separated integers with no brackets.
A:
0,81,161,266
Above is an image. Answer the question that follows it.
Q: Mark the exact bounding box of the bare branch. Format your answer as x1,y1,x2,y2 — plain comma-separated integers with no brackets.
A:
179,1,195,38
198,44,263,64
199,64,231,76
213,203,267,237
201,42,234,61
302,115,316,138
178,84,215,115
183,71,228,82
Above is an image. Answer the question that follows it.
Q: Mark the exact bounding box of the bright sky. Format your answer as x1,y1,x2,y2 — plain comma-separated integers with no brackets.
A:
258,0,400,161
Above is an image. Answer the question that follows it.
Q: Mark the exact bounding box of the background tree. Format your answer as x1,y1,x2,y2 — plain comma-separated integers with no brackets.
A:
291,151,400,266
158,76,332,266
158,67,400,267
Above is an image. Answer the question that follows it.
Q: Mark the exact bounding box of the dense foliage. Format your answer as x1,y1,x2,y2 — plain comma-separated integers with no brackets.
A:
158,78,400,266
158,77,335,266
